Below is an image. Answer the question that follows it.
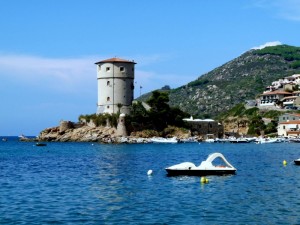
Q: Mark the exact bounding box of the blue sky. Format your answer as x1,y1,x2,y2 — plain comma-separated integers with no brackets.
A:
1,0,300,136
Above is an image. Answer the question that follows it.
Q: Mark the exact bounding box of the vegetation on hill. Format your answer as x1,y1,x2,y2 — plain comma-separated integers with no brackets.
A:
137,86,170,103
254,45,300,69
137,44,300,120
217,103,284,136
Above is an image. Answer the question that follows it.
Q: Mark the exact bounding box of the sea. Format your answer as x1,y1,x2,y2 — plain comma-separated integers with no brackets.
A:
1,137,300,225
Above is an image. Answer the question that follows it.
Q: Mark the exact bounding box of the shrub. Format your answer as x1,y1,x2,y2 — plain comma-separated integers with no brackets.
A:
291,61,300,69
79,113,118,127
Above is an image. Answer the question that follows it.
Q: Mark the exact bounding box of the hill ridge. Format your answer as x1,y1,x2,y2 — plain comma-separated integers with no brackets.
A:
160,44,300,118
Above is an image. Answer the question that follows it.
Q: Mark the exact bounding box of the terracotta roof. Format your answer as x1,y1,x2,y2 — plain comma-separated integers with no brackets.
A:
95,57,136,64
287,131,300,134
282,96,297,100
280,120,300,125
261,91,292,96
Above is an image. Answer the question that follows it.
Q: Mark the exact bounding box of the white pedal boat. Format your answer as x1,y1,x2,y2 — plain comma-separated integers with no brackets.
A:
165,152,237,176
294,158,300,165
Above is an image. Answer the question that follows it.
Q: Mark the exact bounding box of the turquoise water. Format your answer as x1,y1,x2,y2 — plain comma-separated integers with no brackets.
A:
1,138,300,224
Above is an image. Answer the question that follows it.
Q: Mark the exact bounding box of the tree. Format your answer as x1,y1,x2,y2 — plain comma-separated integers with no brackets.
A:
247,115,266,135
126,91,190,133
161,85,171,90
147,90,170,112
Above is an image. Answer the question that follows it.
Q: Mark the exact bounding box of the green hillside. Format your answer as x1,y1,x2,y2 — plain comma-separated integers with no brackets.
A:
161,44,300,118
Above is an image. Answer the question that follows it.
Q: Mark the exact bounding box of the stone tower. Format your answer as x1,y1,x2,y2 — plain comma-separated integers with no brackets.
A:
95,57,136,114
116,113,127,136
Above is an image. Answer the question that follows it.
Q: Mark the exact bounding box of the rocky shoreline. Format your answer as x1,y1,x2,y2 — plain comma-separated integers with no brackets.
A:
33,123,196,144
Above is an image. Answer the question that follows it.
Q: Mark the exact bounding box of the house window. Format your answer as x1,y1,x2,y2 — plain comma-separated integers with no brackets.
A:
120,67,125,72
106,67,110,72
283,126,285,129
107,106,110,109
107,97,110,101
107,81,110,86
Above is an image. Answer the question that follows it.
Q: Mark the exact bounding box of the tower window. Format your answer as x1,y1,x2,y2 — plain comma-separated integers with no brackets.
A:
120,67,125,72
107,97,110,101
106,67,110,72
107,81,110,86
98,66,101,71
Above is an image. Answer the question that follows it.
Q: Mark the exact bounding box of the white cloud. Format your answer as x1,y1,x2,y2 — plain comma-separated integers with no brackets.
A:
0,53,180,96
0,54,101,93
251,41,282,50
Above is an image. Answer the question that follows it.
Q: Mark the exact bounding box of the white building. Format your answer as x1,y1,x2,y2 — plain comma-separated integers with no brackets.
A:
259,90,292,106
95,57,136,114
183,117,224,138
278,120,300,137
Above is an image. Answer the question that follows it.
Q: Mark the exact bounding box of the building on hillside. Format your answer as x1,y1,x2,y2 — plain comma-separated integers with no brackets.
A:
278,120,300,137
293,91,300,97
270,79,284,90
183,117,224,138
95,57,136,114
283,82,297,92
281,96,298,107
278,113,300,123
292,92,300,107
285,74,300,85
263,74,300,93
259,91,292,107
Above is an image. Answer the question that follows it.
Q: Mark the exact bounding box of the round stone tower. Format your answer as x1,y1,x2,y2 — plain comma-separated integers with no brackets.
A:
95,57,136,114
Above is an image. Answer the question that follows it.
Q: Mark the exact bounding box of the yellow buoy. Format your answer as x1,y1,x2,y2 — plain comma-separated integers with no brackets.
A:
283,160,287,166
201,177,209,184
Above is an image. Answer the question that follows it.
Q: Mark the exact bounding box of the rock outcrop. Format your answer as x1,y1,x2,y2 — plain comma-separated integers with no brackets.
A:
37,122,194,143
38,124,120,143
